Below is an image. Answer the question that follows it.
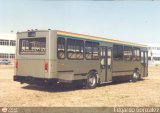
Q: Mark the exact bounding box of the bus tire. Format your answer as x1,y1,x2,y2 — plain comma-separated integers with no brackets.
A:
86,72,97,89
132,71,139,82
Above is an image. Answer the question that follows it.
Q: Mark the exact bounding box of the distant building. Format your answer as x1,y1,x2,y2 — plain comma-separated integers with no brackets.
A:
146,43,160,65
0,33,16,61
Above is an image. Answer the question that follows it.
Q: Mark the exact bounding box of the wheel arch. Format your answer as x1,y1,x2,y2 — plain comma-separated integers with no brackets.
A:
134,68,140,72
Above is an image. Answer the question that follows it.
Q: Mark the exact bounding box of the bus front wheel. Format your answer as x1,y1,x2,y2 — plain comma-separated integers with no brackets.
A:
132,71,139,82
86,72,97,89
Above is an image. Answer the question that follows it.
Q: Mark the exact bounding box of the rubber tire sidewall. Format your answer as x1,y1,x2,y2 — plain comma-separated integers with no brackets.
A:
86,72,97,89
132,72,138,82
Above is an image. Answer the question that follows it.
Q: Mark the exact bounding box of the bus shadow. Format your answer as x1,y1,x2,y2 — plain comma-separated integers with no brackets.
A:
99,79,145,87
22,84,84,92
22,79,145,92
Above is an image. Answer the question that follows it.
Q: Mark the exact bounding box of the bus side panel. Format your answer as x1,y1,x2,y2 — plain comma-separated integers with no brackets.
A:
140,63,148,77
49,59,58,79
57,60,100,81
112,60,141,76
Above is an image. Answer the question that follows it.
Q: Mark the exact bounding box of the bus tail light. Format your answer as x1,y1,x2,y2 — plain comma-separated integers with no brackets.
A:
44,62,48,72
15,60,18,69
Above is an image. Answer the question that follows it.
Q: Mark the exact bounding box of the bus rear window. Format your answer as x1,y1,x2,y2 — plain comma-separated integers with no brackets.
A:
19,37,46,55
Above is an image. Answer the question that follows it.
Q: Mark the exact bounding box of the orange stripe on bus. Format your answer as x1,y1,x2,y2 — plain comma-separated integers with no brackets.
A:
56,30,146,47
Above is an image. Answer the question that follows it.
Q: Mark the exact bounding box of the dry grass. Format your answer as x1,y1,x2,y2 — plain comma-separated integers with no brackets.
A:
0,65,160,107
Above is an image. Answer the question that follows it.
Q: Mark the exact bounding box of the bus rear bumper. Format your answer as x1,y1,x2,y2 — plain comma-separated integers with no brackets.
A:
13,75,58,85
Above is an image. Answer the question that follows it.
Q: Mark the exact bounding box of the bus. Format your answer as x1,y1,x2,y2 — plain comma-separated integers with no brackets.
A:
14,29,148,89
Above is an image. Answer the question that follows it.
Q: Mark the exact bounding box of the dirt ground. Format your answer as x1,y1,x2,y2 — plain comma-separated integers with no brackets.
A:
0,65,160,107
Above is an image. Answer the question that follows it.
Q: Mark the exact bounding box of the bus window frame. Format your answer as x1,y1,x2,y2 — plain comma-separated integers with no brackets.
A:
123,46,132,61
133,47,140,61
67,38,84,60
19,37,46,55
85,41,99,60
57,37,65,59
113,45,123,60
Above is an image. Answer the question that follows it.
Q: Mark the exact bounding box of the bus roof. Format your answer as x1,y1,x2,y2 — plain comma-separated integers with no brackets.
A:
17,29,147,48
56,30,146,48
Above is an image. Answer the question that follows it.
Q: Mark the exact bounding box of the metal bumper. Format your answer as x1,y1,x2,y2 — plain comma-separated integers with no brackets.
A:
13,75,58,85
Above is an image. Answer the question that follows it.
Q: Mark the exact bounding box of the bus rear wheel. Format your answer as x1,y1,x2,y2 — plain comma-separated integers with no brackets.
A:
132,71,139,82
86,72,97,89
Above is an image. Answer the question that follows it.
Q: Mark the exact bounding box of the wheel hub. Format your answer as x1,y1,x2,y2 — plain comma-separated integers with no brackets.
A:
89,76,96,86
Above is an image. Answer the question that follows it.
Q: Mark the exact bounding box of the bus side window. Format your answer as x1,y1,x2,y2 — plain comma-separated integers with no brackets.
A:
67,38,84,60
113,45,123,60
133,48,140,61
85,41,99,60
57,37,65,59
85,41,92,60
141,51,144,63
92,42,99,60
124,46,132,61
145,51,148,64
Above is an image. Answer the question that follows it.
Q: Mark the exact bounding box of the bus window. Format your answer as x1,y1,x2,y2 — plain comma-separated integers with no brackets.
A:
75,40,84,59
108,49,112,66
113,45,123,60
85,41,92,60
19,37,46,55
124,46,132,61
92,42,99,60
141,51,144,63
67,39,84,60
85,41,99,60
145,52,148,64
57,37,65,59
133,48,140,61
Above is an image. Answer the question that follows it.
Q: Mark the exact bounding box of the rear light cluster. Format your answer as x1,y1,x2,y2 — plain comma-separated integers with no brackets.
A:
44,62,48,72
15,60,18,69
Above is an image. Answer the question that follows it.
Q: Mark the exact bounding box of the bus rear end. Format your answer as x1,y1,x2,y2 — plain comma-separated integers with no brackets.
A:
14,30,58,85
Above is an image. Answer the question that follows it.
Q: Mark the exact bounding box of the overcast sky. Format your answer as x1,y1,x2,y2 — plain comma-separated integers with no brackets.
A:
0,0,160,44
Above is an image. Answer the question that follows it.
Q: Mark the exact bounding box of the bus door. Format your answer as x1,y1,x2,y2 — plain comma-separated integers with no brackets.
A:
100,47,112,82
141,51,148,77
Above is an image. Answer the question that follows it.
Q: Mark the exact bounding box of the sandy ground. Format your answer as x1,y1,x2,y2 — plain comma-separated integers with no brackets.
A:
0,65,160,107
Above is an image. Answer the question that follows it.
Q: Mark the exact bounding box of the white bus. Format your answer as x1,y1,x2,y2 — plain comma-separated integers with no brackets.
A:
14,30,148,89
